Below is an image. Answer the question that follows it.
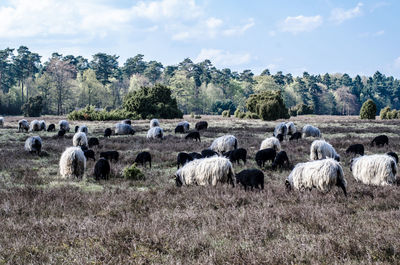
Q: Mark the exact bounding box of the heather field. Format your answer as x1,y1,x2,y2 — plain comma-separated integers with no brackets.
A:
1,115,400,264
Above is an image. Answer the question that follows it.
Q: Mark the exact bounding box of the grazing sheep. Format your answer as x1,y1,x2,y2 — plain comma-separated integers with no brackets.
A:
201,149,219,158
29,120,40,132
100,151,119,162
147,126,164,139
260,137,281,152
58,120,70,132
371,135,389,147
94,158,111,180
289,132,302,141
346,144,364,156
24,136,42,154
189,152,203,159
39,120,46,131
175,156,234,187
175,125,185,134
74,125,79,133
310,140,340,162
135,151,152,168
210,135,237,154
104,128,112,138
18,119,29,132
73,132,88,148
302,124,321,138
47,124,56,132
351,154,397,186
255,148,276,168
275,134,284,142
59,147,86,179
274,122,287,137
195,121,208,130
387,152,399,164
0,117,3,127
223,148,247,165
178,121,190,131
122,119,131,125
78,125,88,135
115,123,135,135
150,118,160,128
236,169,264,191
286,122,296,135
185,131,201,142
83,149,95,161
177,152,194,169
272,151,290,170
88,137,100,148
286,159,347,196
58,129,66,137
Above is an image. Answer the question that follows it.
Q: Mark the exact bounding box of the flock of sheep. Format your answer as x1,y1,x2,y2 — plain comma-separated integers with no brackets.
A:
1,115,398,195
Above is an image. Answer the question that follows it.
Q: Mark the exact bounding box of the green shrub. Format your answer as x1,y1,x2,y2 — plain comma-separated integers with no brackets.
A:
190,112,195,118
296,104,314,115
222,110,231,117
245,112,259,119
380,106,391,120
246,90,289,121
234,109,241,118
238,112,246,119
195,115,202,119
360,99,377,120
68,105,139,121
389,109,398,119
123,163,145,181
22,96,43,117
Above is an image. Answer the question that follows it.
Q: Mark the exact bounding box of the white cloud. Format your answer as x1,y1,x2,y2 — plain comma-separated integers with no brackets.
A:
195,49,251,66
330,2,363,24
280,15,323,34
374,30,385,36
358,30,385,38
206,17,223,29
394,57,400,68
172,31,190,41
222,18,255,36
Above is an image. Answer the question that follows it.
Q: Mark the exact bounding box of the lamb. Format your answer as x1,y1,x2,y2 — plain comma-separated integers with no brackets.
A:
236,169,264,191
59,147,86,179
346,144,364,156
77,125,88,135
350,154,397,186
83,149,95,161
185,131,201,142
371,135,388,147
100,151,119,162
175,125,185,134
94,158,111,180
272,151,290,170
73,132,88,148
177,152,194,169
175,156,235,187
302,124,321,138
189,152,203,159
285,159,347,196
115,123,135,135
29,120,40,131
274,122,287,137
201,149,219,158
18,119,29,132
58,120,70,132
39,120,46,131
104,128,112,138
195,121,208,130
146,126,164,139
286,122,296,135
122,119,131,125
150,118,160,128
135,151,152,168
310,140,340,161
58,129,66,137
260,137,281,152
0,117,3,127
223,148,247,165
210,135,237,154
178,121,190,131
47,124,56,132
255,148,276,168
88,137,100,148
387,152,398,164
289,132,302,141
24,136,42,154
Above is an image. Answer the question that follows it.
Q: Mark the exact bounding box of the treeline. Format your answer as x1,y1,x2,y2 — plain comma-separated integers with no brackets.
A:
1,45,400,116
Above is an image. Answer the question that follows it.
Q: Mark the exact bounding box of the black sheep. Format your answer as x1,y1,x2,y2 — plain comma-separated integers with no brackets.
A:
346,144,364,156
94,158,111,180
387,151,399,164
83,149,95,161
57,129,66,137
255,148,276,168
236,169,264,191
47,124,56,132
88,137,100,148
74,125,79,133
289,132,302,141
223,148,247,165
275,134,284,142
177,152,194,169
185,131,201,142
189,152,203,159
371,135,389,147
135,151,152,168
195,121,208,130
104,128,112,138
272,151,290,170
175,125,185,134
201,149,218,158
100,151,119,162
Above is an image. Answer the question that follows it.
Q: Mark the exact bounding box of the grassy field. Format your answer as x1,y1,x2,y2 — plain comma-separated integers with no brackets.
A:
1,115,400,264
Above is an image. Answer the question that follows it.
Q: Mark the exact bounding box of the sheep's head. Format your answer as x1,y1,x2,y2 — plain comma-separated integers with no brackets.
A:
175,173,183,187
285,180,291,191
335,155,340,162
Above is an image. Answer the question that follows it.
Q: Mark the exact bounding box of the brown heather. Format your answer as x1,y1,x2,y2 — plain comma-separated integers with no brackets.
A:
0,115,400,264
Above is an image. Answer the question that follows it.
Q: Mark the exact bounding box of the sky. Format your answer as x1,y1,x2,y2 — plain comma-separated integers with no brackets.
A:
0,0,399,77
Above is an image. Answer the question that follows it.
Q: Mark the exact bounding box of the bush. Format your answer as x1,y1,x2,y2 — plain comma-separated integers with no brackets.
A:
21,96,43,117
221,110,231,117
360,99,377,120
296,104,314,115
380,106,391,120
123,163,145,181
211,100,236,115
195,115,202,119
234,109,241,118
190,112,195,118
388,110,399,119
68,105,139,121
246,90,289,121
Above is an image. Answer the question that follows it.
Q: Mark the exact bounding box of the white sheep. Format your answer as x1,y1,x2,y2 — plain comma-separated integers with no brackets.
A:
59,120,70,132
286,158,347,196
260,137,281,151
210,135,238,154
115,123,135,135
0,117,4,127
285,122,296,135
150,118,160,128
59,147,86,179
310,140,340,161
178,121,190,132
18,119,29,132
302,124,321,138
29,120,40,132
274,122,287,137
39,120,46,131
146,126,164,139
24,136,42,154
351,154,397,186
73,132,88,147
175,156,235,187
78,125,88,135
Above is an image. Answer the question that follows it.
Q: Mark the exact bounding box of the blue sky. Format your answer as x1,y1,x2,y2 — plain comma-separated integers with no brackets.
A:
0,0,399,77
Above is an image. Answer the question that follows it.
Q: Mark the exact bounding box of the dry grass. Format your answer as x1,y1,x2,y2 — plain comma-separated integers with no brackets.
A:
0,115,400,264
